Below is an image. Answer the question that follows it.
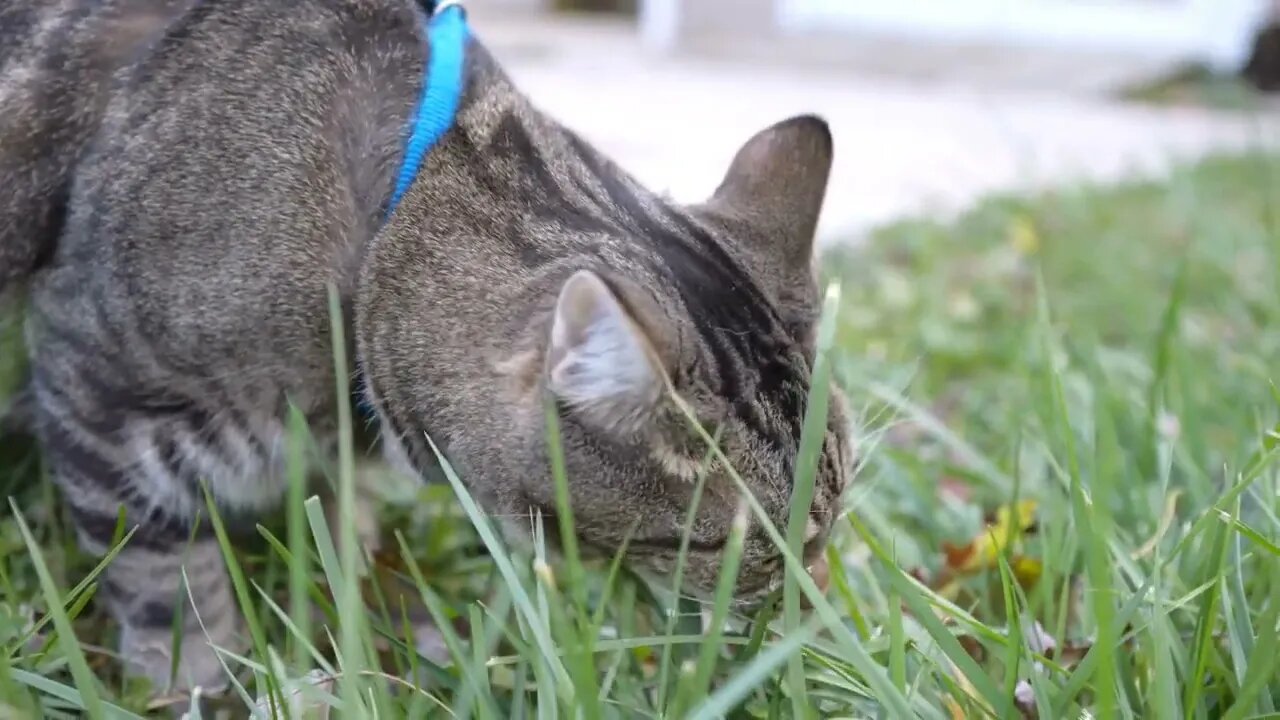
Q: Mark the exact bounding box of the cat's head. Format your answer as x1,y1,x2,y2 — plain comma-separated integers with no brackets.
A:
517,115,852,608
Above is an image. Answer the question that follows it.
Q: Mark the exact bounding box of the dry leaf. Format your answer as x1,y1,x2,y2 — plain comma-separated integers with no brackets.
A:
945,500,1038,575
1011,556,1043,589
958,633,987,663
931,500,1041,599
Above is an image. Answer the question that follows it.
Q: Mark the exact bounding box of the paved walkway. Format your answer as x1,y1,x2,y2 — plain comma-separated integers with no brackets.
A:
471,9,1280,244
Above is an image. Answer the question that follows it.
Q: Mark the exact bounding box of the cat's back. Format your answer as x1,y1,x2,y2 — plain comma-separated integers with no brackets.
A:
0,0,190,294
35,0,426,376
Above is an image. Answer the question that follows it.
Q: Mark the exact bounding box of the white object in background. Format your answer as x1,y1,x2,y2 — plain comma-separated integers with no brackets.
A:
640,0,777,53
777,0,1270,72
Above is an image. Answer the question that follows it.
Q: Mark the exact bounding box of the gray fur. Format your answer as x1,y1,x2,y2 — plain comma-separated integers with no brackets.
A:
0,0,193,296
2,0,852,694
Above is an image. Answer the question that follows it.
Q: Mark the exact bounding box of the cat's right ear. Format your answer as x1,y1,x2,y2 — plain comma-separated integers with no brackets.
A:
545,270,666,433
707,114,833,268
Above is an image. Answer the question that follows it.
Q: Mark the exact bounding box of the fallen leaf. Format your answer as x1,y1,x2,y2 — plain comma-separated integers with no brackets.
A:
958,633,986,663
934,500,1041,599
985,500,1039,537
941,540,977,573
959,500,1037,574
1011,555,1043,589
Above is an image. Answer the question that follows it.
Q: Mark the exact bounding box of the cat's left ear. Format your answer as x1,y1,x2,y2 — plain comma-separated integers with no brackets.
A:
705,114,833,268
545,270,667,433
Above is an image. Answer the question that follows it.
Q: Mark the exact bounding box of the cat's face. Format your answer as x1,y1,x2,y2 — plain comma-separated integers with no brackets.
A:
528,115,849,607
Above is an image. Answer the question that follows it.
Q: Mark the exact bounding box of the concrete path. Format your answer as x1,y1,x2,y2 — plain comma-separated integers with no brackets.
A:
471,9,1280,244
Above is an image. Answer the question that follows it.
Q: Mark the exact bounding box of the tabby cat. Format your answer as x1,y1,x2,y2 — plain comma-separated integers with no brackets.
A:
0,0,852,692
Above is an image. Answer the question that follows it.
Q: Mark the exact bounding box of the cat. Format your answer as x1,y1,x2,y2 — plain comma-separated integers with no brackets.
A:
0,0,853,693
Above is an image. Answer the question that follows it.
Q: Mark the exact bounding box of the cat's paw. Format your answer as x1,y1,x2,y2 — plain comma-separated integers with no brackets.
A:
119,622,240,695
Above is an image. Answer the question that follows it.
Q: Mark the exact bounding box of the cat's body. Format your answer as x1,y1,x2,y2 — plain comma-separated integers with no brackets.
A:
2,0,851,693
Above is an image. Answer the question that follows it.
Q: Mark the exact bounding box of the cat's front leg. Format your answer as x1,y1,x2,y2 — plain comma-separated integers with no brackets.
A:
31,372,257,693
107,537,242,693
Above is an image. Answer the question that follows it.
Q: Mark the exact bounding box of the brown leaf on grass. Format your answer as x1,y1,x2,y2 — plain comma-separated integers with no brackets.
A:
948,501,1038,574
1011,556,1043,588
957,633,987,663
940,540,977,573
928,500,1042,600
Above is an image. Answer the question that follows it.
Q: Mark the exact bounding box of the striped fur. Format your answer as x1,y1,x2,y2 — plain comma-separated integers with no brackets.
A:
0,0,193,296
3,0,852,693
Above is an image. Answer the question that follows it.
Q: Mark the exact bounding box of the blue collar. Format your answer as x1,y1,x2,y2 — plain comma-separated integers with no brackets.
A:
386,0,471,219
356,0,470,425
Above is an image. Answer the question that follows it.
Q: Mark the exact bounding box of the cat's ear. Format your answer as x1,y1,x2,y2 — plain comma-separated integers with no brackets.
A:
707,114,833,267
546,270,665,432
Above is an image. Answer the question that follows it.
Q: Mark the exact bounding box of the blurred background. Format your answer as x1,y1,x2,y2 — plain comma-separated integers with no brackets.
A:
466,0,1280,243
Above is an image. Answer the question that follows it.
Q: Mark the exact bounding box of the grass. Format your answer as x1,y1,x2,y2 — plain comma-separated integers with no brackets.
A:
2,151,1280,717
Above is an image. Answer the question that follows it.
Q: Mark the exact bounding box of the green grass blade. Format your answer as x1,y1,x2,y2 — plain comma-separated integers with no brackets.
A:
394,531,501,720
9,500,106,720
687,620,819,720
252,581,336,675
7,668,143,720
1221,573,1280,720
284,405,313,673
656,440,715,710
424,434,575,703
325,284,369,715
540,402,602,718
687,500,750,709
1217,509,1280,557
850,513,1004,713
672,405,919,719
888,589,906,693
784,283,841,719
199,488,280,712
1182,516,1230,718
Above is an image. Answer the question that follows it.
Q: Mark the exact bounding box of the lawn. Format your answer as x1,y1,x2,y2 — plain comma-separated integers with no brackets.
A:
1,151,1278,718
